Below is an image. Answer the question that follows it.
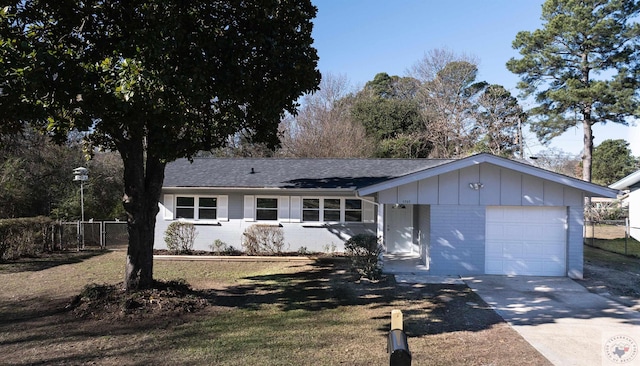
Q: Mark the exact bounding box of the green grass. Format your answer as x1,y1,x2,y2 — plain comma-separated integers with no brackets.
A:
585,237,640,258
163,306,369,365
0,250,550,366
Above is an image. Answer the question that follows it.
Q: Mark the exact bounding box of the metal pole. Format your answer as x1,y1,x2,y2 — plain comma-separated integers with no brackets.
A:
80,180,84,222
80,181,85,249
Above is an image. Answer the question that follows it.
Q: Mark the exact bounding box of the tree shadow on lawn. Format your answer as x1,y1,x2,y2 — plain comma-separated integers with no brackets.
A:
0,249,110,273
0,259,518,365
0,295,198,366
202,258,504,337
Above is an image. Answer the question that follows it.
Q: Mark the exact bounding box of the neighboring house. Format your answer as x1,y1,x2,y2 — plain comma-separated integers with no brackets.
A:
156,153,617,278
610,169,640,242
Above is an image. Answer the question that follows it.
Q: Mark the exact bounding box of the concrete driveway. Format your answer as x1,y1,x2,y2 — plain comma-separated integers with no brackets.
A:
465,276,640,366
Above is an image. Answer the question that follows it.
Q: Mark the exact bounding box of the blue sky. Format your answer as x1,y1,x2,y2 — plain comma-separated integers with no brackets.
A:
310,0,639,157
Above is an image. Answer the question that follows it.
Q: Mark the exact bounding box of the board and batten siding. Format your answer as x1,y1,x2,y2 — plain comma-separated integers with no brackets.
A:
630,190,640,242
155,191,377,253
377,163,584,207
377,163,586,277
429,205,486,275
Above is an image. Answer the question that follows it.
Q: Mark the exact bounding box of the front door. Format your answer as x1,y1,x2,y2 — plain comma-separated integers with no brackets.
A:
385,204,414,254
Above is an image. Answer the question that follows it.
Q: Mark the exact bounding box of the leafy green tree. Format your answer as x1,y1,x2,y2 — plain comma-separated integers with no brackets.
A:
507,0,640,182
0,128,125,221
376,133,433,158
349,72,428,158
0,157,30,218
0,129,82,219
0,1,319,290
473,84,526,158
592,139,638,186
351,96,421,141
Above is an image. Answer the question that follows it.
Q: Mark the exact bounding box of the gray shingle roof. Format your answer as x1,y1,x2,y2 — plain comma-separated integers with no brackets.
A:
163,158,454,190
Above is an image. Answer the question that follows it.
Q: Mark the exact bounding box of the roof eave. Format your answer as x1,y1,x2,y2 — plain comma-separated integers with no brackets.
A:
162,186,357,192
610,170,640,190
358,153,619,198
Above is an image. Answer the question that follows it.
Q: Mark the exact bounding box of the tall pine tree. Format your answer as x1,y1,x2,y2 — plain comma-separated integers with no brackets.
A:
507,0,640,182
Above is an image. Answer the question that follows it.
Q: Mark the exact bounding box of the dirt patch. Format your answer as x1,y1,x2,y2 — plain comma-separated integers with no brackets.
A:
578,245,640,309
67,280,209,320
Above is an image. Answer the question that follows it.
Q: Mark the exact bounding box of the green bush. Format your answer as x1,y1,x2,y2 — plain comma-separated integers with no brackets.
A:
0,217,61,260
344,234,383,280
209,239,227,255
242,224,285,255
164,221,197,254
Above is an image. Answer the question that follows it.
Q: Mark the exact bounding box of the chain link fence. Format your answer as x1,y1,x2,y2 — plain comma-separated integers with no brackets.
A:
584,218,639,257
582,199,639,257
60,221,128,250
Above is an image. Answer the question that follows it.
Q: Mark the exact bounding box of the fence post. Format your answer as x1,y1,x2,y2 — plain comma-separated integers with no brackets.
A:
625,217,629,255
101,221,105,250
76,221,81,251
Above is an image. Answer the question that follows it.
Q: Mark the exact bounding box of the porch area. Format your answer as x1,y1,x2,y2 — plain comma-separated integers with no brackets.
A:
382,253,464,284
382,253,428,274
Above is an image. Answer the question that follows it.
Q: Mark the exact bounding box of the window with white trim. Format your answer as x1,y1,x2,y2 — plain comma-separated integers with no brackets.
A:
344,199,363,222
176,197,195,219
198,197,217,220
175,196,217,220
323,198,341,222
302,198,320,222
256,197,278,221
301,198,364,223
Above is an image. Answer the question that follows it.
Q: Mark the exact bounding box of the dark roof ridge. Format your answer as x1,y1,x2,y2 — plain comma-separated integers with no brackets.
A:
164,156,454,189
185,156,454,161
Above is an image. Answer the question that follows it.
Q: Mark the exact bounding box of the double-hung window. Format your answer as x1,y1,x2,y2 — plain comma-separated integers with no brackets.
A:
256,197,278,221
302,198,320,222
301,198,364,223
323,199,341,222
344,199,363,222
175,196,217,220
198,197,217,220
176,197,195,219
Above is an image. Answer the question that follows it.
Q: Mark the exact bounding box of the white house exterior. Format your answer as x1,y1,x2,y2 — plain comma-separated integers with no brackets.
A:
610,170,640,242
155,153,617,278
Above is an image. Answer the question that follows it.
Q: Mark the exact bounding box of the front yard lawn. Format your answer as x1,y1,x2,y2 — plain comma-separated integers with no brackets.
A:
0,250,550,365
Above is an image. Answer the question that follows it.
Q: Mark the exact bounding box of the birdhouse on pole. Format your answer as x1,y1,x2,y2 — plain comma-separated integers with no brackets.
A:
73,167,89,182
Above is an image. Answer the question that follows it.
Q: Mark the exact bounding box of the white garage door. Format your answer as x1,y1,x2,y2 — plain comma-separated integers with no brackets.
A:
486,206,567,276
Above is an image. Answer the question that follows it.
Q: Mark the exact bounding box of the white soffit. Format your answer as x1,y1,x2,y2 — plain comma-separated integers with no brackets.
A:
610,169,640,190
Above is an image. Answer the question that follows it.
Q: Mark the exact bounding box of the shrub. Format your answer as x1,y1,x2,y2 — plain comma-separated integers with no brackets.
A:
209,239,227,255
584,201,628,221
0,217,60,260
242,224,285,255
344,234,383,280
164,221,197,254
222,245,241,256
322,243,337,255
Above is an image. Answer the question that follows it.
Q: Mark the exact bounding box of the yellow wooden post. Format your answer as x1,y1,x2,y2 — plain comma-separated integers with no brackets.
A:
391,309,403,330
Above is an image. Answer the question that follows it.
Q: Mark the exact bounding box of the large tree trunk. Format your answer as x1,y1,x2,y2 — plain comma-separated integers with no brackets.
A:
582,111,593,183
581,54,593,183
120,138,166,291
